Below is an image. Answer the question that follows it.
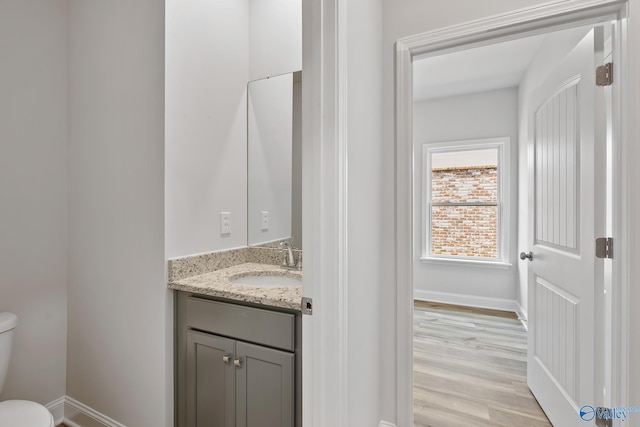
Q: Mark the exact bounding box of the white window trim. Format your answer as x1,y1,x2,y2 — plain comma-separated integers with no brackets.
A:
421,136,511,265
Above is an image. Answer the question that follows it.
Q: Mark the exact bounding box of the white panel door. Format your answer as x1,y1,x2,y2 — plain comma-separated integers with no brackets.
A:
526,28,605,426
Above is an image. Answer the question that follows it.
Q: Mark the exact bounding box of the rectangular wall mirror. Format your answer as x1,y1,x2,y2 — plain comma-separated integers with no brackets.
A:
247,70,302,248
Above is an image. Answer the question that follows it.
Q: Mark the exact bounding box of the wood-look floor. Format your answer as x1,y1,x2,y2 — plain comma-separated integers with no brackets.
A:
413,301,552,427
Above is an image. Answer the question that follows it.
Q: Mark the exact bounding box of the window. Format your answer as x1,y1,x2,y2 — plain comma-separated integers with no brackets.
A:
422,137,510,265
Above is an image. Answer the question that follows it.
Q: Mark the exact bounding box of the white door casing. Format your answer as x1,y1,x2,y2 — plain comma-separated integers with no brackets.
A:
526,28,606,426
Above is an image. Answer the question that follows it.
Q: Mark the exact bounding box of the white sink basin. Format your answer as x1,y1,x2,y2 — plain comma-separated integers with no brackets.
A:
230,274,301,288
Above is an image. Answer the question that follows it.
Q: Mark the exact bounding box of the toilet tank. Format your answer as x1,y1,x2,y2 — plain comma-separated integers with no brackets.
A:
0,313,17,393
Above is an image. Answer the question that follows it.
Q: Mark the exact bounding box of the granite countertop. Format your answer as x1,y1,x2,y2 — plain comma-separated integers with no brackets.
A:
168,262,302,311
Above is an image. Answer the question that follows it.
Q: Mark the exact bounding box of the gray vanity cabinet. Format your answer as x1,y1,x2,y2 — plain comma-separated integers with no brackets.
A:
235,341,294,427
177,293,299,427
187,331,235,427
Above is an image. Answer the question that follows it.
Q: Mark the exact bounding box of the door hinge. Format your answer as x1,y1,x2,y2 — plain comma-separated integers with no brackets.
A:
596,62,613,86
596,237,613,259
595,407,613,427
301,297,313,315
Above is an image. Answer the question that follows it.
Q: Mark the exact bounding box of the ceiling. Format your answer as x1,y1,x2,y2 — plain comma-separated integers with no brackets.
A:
413,34,547,102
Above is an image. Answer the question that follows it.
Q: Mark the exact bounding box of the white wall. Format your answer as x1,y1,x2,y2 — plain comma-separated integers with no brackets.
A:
165,0,250,259
247,73,293,245
380,0,582,423
516,26,591,319
629,0,640,409
413,88,519,305
0,0,68,405
166,0,301,258
249,0,302,80
346,0,384,424
66,1,169,426
622,2,640,410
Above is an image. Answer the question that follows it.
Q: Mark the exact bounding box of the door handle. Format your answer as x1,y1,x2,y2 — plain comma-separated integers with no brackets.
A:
222,355,231,364
234,358,243,368
520,251,533,261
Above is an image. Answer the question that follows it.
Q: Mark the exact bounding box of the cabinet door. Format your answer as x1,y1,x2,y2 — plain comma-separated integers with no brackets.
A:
186,331,235,427
235,342,295,427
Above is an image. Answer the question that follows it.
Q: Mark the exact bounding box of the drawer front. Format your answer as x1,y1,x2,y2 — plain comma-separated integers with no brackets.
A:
186,297,295,352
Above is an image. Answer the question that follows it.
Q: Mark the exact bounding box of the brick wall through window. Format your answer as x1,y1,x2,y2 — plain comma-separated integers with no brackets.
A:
431,166,498,258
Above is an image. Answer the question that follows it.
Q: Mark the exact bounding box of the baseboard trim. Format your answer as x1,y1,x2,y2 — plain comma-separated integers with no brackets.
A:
65,396,126,427
414,289,518,313
45,396,66,425
515,301,528,320
45,396,126,427
515,301,528,330
379,421,397,427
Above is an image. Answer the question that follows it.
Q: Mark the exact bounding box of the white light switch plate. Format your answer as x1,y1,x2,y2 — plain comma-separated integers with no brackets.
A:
261,211,269,231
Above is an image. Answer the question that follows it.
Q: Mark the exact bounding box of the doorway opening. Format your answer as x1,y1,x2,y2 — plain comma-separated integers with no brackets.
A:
397,3,628,426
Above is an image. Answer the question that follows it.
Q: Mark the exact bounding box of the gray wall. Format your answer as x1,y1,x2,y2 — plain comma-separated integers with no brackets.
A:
249,0,302,81
1,2,170,424
413,88,519,306
66,1,170,426
165,0,250,258
0,0,68,405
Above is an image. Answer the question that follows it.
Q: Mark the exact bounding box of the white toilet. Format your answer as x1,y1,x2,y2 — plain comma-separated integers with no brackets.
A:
0,312,55,426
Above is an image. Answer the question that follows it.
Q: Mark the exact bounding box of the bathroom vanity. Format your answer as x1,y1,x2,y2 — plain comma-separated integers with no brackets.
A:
170,251,302,427
171,66,304,426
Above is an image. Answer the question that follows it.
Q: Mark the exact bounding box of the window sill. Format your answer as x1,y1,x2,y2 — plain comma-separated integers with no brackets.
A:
419,256,512,269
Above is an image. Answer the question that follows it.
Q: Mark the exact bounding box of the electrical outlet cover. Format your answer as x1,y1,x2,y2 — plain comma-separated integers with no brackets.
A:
220,212,231,235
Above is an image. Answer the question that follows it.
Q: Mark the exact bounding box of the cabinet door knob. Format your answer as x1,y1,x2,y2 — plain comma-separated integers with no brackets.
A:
234,359,242,368
222,355,231,364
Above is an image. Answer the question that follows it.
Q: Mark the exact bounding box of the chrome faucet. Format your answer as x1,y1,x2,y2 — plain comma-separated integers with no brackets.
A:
280,241,300,270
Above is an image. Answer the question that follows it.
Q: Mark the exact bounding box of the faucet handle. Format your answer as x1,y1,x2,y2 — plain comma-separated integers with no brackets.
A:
279,240,300,269
279,240,295,250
